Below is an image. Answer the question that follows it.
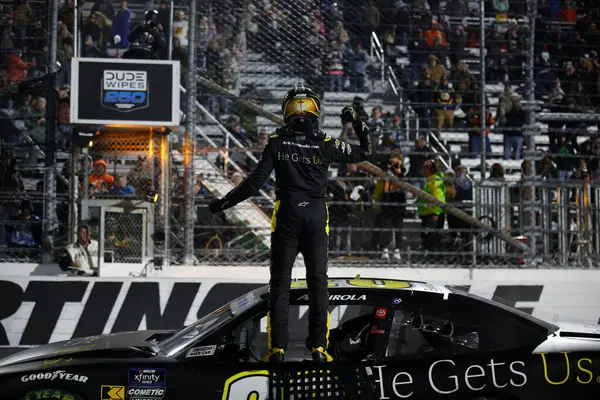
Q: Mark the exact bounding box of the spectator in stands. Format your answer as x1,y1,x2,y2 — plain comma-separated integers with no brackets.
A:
171,37,186,64
59,0,74,33
173,10,189,48
572,159,593,183
446,165,473,243
558,0,578,23
561,64,580,94
502,94,526,160
370,148,406,260
568,81,594,111
434,75,456,130
534,51,554,98
412,70,435,129
8,199,41,248
111,174,135,195
485,25,506,84
327,177,352,255
328,19,349,45
89,159,115,193
112,0,132,49
386,115,405,144
127,156,152,194
158,0,171,43
21,95,45,145
408,28,428,82
449,60,470,103
7,49,33,84
552,135,578,180
539,153,559,180
368,106,385,135
56,85,71,150
83,34,102,58
488,163,505,181
13,0,33,50
496,85,518,127
445,0,469,17
346,41,369,92
417,158,446,251
407,137,433,188
393,3,410,46
448,26,466,66
468,106,493,155
82,12,111,57
57,22,73,86
361,0,381,41
326,40,344,92
91,0,114,21
58,225,98,276
227,116,252,146
421,55,446,85
424,21,448,59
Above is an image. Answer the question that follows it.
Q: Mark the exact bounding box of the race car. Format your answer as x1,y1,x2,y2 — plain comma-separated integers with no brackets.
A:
0,276,599,400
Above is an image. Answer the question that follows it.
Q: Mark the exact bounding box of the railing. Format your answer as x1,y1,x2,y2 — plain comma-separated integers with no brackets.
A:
369,31,385,85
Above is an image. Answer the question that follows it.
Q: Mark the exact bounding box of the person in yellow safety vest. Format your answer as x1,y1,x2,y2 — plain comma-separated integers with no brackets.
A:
417,159,446,251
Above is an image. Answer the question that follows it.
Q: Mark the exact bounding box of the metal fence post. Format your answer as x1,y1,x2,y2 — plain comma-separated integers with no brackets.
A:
43,0,59,263
168,0,174,60
479,0,487,178
523,0,539,263
183,0,197,265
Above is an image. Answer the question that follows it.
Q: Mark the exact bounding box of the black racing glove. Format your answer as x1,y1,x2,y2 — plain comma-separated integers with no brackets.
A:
340,106,361,125
209,197,231,214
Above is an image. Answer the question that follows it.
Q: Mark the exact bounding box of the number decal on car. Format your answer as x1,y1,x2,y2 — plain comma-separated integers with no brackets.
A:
222,370,269,400
346,279,411,289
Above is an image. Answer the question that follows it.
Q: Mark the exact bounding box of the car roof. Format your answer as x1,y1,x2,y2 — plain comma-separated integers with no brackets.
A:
289,276,451,297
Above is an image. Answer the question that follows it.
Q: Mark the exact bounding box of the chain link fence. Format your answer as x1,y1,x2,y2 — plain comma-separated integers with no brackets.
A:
172,0,600,268
77,131,164,266
2,0,600,269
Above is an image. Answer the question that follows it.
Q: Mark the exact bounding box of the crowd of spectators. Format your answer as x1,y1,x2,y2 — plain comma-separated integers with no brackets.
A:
3,0,600,264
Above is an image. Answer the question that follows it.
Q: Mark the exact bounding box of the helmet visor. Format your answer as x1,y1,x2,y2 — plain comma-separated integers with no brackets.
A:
283,97,319,120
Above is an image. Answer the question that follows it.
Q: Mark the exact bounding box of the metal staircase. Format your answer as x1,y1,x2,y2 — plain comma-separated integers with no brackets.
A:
178,86,272,250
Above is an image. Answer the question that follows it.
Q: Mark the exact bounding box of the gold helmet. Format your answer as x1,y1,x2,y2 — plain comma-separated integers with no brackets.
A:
281,82,321,123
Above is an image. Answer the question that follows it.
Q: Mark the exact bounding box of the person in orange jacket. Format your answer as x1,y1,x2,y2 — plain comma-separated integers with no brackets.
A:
424,21,448,48
7,49,33,84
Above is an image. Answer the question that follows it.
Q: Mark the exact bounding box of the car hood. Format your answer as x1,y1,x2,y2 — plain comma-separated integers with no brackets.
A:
533,322,600,353
0,330,174,368
553,322,600,336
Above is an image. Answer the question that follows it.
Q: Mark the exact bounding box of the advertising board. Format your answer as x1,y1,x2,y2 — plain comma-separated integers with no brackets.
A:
70,58,180,126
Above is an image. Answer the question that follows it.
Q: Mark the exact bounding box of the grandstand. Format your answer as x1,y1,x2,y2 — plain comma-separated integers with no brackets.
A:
1,0,599,271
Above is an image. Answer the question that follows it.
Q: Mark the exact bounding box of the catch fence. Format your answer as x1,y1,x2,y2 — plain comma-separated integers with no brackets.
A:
2,0,600,270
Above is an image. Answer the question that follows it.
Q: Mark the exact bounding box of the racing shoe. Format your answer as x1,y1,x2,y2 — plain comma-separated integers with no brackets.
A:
311,347,334,363
263,347,285,363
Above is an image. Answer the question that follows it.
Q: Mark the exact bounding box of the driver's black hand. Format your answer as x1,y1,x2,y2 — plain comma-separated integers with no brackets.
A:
209,197,229,214
340,106,360,125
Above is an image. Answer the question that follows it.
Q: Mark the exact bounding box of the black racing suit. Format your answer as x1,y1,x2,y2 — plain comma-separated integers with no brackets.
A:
123,23,167,60
217,121,372,351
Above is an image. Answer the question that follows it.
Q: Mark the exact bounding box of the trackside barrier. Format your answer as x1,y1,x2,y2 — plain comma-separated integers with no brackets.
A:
474,181,599,267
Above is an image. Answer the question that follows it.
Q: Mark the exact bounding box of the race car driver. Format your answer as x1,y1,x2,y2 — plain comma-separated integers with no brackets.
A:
209,82,372,363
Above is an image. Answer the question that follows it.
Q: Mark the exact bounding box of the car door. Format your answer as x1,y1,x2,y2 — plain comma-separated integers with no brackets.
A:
184,301,376,399
372,290,600,400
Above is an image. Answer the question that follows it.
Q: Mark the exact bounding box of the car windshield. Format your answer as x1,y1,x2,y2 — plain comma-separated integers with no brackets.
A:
446,285,560,334
158,286,267,356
